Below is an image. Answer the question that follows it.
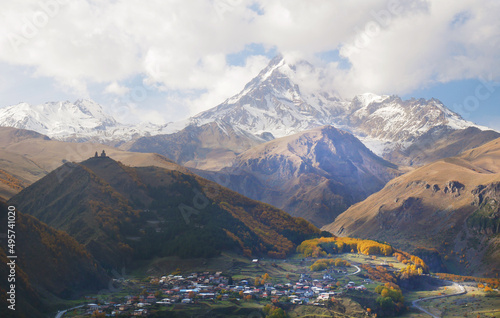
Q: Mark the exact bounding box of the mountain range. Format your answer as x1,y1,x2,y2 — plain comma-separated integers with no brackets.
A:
121,56,498,228
194,125,400,226
2,55,499,227
126,56,494,171
184,56,485,158
1,56,493,168
1,54,500,279
0,99,166,144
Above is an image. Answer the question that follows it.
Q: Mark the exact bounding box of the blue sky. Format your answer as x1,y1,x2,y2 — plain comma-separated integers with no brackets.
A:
402,79,500,130
0,0,499,129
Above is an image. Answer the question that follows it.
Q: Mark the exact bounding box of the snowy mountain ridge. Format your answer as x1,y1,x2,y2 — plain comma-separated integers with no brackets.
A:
0,99,165,142
182,55,488,156
0,55,491,155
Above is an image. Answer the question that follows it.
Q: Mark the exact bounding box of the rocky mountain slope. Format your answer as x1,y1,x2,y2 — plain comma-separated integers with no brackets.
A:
323,138,500,277
127,121,263,170
195,125,400,227
385,126,500,166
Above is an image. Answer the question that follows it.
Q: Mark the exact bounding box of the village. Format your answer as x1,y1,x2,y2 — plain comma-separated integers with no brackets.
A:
72,259,372,317
54,251,500,318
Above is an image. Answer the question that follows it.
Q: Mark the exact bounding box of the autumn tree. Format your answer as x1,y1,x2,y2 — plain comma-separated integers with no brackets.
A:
263,304,287,318
91,311,105,318
261,273,271,285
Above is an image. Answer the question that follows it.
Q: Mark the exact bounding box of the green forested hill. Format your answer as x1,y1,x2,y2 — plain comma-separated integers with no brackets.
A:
0,200,108,318
9,157,320,270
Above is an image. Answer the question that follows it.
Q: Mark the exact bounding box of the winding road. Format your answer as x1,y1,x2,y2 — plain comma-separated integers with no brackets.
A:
55,305,84,318
347,264,361,276
412,280,466,318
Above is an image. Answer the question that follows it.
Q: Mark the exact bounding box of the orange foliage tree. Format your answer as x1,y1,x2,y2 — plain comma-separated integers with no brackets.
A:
435,273,499,289
297,236,393,257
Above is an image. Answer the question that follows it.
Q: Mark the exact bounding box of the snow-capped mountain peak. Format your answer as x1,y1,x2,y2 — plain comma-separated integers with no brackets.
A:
189,56,345,139
181,56,492,156
259,54,287,82
353,93,390,107
73,99,116,125
0,99,166,142
0,100,110,136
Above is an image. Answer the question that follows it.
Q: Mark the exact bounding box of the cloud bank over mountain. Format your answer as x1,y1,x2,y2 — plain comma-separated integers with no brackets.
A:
1,0,499,124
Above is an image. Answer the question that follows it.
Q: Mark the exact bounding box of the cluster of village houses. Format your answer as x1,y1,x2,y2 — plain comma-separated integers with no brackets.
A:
83,268,370,316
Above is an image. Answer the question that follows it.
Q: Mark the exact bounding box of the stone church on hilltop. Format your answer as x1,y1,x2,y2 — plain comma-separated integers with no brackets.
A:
94,150,107,158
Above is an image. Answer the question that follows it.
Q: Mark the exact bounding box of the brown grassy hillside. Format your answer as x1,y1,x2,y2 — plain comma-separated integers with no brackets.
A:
0,127,189,199
323,138,500,277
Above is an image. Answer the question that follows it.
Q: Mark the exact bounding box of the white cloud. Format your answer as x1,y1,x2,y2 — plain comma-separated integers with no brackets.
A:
186,54,270,115
0,0,499,121
155,54,270,117
104,82,129,95
333,0,500,98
